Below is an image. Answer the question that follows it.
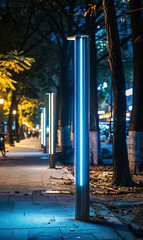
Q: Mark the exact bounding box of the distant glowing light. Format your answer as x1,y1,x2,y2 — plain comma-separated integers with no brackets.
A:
126,117,130,121
22,122,29,127
99,112,111,119
97,25,100,29
12,110,16,115
99,112,131,119
97,86,101,90
126,112,130,117
67,36,76,40
98,111,105,114
126,88,133,96
103,82,107,88
97,82,107,90
0,99,4,104
121,17,125,22
129,105,132,111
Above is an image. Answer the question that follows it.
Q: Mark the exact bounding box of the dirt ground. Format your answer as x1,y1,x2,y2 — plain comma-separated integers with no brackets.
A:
67,165,143,239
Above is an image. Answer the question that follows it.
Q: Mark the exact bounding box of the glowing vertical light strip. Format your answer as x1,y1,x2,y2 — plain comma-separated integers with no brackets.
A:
80,38,83,186
49,93,55,154
42,109,44,146
51,94,54,154
67,35,90,220
49,95,51,154
41,112,43,145
43,107,46,146
74,39,77,186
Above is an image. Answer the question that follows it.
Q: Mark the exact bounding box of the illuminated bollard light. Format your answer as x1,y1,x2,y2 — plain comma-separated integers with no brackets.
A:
48,93,56,168
67,35,90,220
43,107,47,153
41,111,43,148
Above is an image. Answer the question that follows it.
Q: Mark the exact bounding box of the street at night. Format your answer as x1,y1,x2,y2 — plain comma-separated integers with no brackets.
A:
0,0,143,239
0,138,140,240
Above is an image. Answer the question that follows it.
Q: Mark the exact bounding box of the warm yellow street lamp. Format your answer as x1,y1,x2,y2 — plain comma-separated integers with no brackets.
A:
12,110,17,115
0,99,4,105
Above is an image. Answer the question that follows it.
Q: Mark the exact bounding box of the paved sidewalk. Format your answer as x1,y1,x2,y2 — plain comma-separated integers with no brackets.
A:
0,138,136,240
0,138,74,193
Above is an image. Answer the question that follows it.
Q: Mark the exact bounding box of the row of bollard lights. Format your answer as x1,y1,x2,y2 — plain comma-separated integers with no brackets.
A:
40,93,56,169
41,35,90,221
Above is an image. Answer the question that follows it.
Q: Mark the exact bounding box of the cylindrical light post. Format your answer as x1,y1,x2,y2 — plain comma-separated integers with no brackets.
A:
43,107,47,153
67,35,90,220
41,110,43,148
48,93,56,168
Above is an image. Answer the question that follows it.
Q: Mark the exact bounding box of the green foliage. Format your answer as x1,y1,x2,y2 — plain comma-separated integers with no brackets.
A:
20,96,48,128
0,51,35,91
20,97,39,128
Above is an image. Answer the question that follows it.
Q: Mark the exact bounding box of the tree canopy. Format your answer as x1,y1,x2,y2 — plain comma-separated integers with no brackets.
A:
0,51,35,91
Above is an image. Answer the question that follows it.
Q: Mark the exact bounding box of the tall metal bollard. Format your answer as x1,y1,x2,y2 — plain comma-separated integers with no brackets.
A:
67,35,90,221
41,111,43,148
43,107,47,153
48,93,56,168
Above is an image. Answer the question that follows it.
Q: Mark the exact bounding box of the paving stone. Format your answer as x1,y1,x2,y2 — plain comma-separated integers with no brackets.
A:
0,195,9,202
0,202,14,211
62,232,95,239
12,229,28,240
13,201,33,206
0,214,56,228
69,222,121,239
0,139,136,240
104,216,136,240
28,228,62,240
0,229,13,240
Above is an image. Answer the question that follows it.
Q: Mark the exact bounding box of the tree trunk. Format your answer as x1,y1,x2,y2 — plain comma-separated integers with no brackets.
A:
7,91,16,145
18,104,24,140
102,0,132,186
128,0,143,173
7,109,14,145
7,88,21,145
15,104,20,143
60,39,72,151
85,0,101,165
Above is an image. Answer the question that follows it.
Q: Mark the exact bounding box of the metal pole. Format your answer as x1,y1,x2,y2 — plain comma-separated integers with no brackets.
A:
41,111,43,148
41,112,43,148
43,107,47,153
67,35,90,220
48,93,56,168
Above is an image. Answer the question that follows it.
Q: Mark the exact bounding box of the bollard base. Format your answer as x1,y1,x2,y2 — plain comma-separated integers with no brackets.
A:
75,186,89,221
43,146,47,153
49,154,55,168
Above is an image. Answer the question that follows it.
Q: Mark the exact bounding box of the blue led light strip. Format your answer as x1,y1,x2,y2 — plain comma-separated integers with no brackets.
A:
43,108,46,146
42,110,44,146
51,94,54,154
41,112,43,145
49,93,55,154
80,38,83,186
49,95,51,154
